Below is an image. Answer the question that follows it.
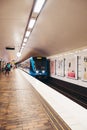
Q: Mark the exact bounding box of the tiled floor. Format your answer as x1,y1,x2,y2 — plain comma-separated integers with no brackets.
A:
0,70,56,130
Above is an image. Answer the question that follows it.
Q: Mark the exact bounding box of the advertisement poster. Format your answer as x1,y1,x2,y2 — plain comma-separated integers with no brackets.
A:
66,56,77,79
82,56,87,81
56,58,65,76
50,60,55,75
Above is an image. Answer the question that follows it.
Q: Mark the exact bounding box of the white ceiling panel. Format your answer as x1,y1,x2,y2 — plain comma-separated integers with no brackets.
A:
0,0,87,62
0,0,34,62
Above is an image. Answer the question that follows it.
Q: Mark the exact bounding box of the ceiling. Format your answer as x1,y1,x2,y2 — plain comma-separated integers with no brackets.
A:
0,0,87,63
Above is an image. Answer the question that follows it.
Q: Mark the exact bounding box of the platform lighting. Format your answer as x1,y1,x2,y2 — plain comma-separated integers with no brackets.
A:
33,0,46,13
25,31,30,37
19,46,23,52
17,52,21,57
23,38,27,43
22,43,26,46
21,46,24,49
20,48,23,53
28,19,36,29
18,0,46,57
83,49,87,52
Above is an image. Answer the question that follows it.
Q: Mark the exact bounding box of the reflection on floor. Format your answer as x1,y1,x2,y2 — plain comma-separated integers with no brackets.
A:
0,70,56,130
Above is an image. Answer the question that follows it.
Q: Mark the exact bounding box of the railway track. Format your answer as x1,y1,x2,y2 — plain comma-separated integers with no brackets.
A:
42,77,87,109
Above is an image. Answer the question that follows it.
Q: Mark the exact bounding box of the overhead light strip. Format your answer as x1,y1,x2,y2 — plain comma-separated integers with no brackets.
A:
33,0,46,13
25,31,30,37
23,38,27,43
17,0,46,58
28,19,36,29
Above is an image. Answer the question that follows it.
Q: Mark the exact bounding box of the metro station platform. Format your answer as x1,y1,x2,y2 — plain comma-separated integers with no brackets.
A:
0,69,87,130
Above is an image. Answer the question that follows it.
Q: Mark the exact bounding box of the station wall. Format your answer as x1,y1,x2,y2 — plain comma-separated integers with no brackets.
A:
48,49,87,88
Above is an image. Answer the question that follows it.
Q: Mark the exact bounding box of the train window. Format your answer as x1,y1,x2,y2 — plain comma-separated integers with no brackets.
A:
37,57,42,59
34,59,46,70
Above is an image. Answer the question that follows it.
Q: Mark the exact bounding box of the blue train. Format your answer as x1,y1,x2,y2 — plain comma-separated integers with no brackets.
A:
20,56,49,79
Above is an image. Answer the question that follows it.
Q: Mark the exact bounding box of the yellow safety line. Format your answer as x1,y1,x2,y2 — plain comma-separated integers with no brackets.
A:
42,101,66,130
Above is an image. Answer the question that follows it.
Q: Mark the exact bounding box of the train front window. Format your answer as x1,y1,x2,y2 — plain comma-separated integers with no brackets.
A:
35,59,46,70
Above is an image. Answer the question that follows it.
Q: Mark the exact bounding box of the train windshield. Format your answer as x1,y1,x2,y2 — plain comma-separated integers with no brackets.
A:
34,59,46,70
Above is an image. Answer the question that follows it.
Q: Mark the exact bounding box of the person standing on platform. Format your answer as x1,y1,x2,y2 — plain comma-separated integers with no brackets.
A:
5,62,11,75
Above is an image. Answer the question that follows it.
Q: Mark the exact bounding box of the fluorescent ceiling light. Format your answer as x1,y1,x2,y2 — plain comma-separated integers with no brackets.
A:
25,31,30,37
24,38,27,43
83,49,87,52
20,48,23,53
28,19,36,29
22,43,26,46
17,52,21,57
34,0,46,13
21,46,24,49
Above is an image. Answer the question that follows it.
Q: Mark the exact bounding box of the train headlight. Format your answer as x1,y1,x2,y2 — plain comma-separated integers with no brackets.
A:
36,70,39,73
42,70,45,73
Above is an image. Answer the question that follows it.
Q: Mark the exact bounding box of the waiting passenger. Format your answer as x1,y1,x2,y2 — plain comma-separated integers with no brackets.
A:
5,62,11,75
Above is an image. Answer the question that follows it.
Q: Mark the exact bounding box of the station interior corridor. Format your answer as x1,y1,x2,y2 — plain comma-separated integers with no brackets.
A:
0,1,87,130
